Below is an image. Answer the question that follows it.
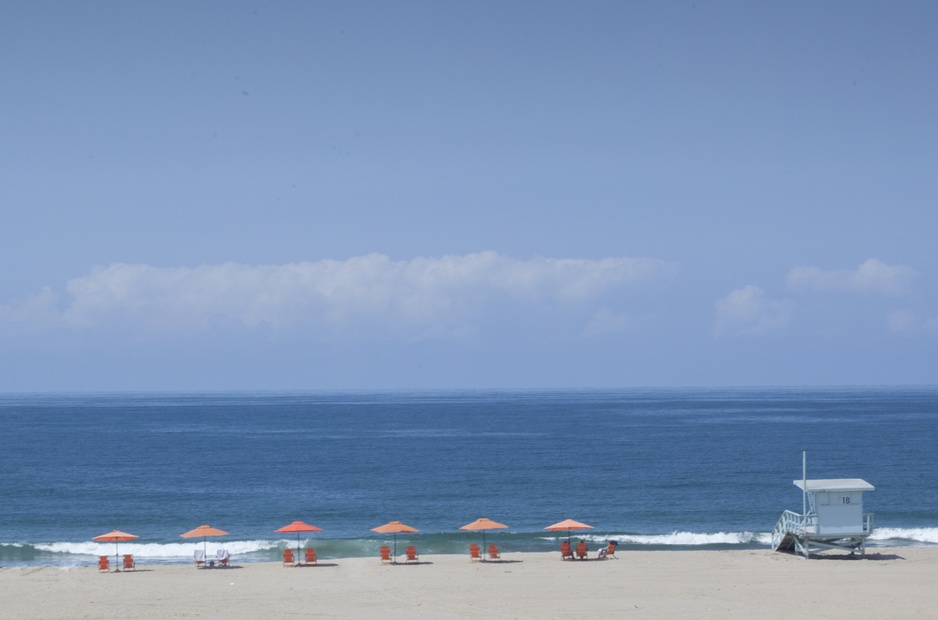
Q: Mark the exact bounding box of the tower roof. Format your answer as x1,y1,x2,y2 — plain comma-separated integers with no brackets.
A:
793,478,874,492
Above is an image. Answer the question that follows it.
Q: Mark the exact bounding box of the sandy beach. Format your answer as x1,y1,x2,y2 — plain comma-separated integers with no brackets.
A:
2,548,936,619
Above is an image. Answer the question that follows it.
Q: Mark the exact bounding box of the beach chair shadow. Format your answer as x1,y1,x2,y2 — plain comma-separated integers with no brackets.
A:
297,561,339,568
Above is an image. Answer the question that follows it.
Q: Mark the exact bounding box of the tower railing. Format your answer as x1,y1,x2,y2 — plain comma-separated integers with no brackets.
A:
771,510,806,550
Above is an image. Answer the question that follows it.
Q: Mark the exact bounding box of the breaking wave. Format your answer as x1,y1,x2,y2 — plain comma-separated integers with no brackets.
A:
4,527,935,568
546,531,771,546
35,539,280,558
869,528,938,545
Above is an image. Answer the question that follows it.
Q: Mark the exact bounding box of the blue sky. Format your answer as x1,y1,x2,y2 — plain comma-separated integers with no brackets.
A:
2,1,936,390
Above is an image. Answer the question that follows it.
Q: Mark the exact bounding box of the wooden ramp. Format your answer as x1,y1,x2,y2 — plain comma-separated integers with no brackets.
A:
771,509,872,558
771,510,802,554
773,530,797,553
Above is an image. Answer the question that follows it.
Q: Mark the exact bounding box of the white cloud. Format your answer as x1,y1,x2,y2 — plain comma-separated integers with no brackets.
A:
3,252,676,339
887,310,938,336
0,287,61,334
582,307,631,338
886,310,918,334
712,285,794,337
786,258,916,296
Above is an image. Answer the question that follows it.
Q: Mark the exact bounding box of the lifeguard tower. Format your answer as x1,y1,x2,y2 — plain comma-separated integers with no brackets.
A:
771,456,874,557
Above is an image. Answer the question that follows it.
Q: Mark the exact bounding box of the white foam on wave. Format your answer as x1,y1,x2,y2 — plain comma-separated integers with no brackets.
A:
869,528,938,545
542,531,771,546
35,539,284,559
620,531,771,546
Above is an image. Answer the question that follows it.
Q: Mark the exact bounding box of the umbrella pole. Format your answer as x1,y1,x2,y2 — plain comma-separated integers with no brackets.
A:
114,542,120,573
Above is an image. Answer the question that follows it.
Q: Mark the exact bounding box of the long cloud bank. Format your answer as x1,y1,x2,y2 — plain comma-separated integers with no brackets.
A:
1,252,677,338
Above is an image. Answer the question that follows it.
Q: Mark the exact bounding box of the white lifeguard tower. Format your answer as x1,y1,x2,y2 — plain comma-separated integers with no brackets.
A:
771,456,875,557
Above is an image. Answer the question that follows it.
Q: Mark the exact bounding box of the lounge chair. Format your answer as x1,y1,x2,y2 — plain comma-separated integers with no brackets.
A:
98,556,110,572
575,541,588,560
405,546,419,563
122,554,136,571
488,545,501,561
379,546,392,563
469,544,481,561
604,540,618,559
283,548,294,565
216,549,230,567
194,549,206,568
305,548,317,564
560,541,573,560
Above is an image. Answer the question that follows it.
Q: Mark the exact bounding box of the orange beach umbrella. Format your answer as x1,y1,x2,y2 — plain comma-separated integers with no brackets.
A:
92,529,138,571
181,524,230,556
545,518,593,542
371,520,418,558
459,517,508,552
275,520,322,559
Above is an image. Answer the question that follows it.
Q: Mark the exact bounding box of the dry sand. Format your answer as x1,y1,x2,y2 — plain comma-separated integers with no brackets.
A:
1,548,936,619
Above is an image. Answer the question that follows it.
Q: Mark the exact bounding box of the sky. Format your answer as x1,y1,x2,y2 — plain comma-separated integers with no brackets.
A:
1,1,936,391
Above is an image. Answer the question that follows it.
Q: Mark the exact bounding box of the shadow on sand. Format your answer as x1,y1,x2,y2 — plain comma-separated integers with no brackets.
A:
778,550,905,561
386,561,434,566
813,552,904,561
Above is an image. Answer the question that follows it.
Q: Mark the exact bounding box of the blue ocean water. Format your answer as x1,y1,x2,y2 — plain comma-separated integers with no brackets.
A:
1,387,936,567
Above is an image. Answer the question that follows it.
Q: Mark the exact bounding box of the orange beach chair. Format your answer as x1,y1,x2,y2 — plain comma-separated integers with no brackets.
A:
283,548,294,566
122,554,135,571
379,546,392,563
488,545,501,561
405,546,419,563
98,556,110,572
575,541,588,559
305,548,317,564
469,544,481,561
560,541,573,560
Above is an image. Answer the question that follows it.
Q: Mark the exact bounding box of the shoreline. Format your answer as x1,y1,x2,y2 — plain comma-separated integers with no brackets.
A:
2,548,937,618
10,541,937,570
5,536,937,572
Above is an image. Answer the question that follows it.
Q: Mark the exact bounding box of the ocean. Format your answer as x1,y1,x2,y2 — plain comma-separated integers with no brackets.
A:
1,387,936,567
